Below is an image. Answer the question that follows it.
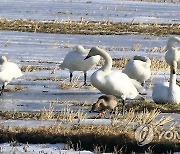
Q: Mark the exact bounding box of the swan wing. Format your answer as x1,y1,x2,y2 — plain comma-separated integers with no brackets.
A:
123,60,151,83
130,79,145,94
61,51,100,72
0,62,22,83
5,62,23,78
93,71,138,99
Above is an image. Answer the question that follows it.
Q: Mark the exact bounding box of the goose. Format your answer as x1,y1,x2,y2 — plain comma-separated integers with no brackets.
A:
152,61,180,104
60,45,100,85
91,95,118,116
122,55,151,86
0,56,23,95
85,47,145,115
165,36,180,69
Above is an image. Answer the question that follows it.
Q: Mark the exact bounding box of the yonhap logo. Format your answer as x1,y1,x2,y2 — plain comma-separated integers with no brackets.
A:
135,124,180,146
135,124,154,146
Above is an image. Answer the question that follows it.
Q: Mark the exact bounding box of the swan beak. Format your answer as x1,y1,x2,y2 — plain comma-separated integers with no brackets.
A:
84,55,91,60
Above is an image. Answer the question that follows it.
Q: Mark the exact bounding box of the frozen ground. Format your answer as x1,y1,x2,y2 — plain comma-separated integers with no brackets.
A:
0,0,179,24
0,30,179,130
0,143,94,154
0,30,179,111
0,0,179,152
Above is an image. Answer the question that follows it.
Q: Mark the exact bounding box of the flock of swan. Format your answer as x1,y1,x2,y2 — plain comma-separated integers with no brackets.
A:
0,36,180,115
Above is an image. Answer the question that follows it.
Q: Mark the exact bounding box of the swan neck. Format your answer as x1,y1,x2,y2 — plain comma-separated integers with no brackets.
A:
99,50,112,72
167,40,173,50
169,69,176,91
146,58,151,66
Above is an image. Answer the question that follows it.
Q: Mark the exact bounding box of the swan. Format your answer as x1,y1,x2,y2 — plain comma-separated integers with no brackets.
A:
152,61,180,104
91,95,118,116
85,47,145,115
122,55,151,86
60,45,100,85
0,56,23,95
165,36,180,69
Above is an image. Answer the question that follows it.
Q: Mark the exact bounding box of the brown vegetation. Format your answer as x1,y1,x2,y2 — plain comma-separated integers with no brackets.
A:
0,123,179,153
0,19,179,35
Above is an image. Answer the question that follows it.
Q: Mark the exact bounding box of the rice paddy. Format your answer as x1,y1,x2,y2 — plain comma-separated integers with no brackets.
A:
0,0,179,153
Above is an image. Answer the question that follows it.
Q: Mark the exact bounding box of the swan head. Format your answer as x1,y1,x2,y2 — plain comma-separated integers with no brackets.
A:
84,47,102,60
91,95,107,112
91,102,99,112
133,55,151,66
167,36,180,50
169,36,180,44
0,56,8,64
76,45,86,53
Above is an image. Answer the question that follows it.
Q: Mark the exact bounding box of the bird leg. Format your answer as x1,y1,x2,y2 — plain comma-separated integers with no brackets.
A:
122,100,125,116
0,84,5,96
83,72,87,86
70,72,73,83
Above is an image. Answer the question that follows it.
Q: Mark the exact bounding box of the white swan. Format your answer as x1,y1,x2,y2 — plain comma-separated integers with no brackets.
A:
165,36,180,69
60,45,100,85
85,47,145,115
122,55,151,85
152,61,180,104
0,56,23,95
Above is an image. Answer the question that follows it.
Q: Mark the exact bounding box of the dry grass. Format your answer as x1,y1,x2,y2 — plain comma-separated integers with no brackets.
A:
0,112,179,153
56,107,87,123
132,43,141,51
98,57,169,71
59,76,83,89
110,108,173,128
37,103,55,120
2,85,26,92
49,100,92,107
21,65,53,72
0,105,179,153
0,103,87,122
59,76,95,90
148,46,167,53
29,77,62,82
21,57,169,75
0,100,179,120
125,100,180,113
0,19,179,35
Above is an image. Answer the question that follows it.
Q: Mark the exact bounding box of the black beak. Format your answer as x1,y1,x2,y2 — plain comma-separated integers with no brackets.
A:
172,65,176,74
84,55,90,60
173,69,176,74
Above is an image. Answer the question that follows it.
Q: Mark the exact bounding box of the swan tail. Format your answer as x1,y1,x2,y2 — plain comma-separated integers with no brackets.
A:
167,36,180,50
59,63,65,70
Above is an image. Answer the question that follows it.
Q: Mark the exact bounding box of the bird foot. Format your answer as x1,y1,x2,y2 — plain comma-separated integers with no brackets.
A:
83,83,91,86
